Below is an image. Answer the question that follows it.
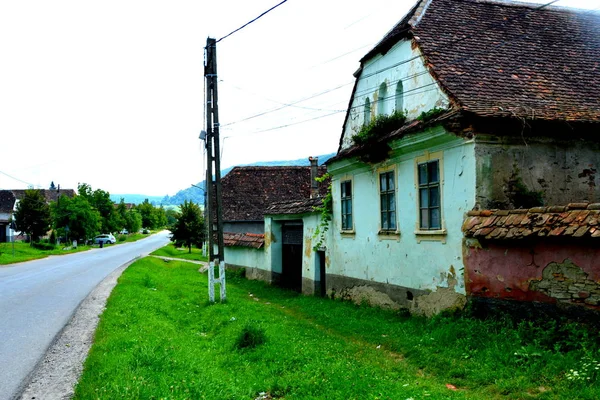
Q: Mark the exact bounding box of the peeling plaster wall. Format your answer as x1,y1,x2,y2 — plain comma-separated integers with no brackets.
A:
464,240,600,311
475,136,600,209
341,39,450,151
328,129,476,314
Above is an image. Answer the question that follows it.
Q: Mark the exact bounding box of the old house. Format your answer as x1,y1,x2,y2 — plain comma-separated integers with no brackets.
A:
325,0,600,316
0,189,76,242
222,159,328,291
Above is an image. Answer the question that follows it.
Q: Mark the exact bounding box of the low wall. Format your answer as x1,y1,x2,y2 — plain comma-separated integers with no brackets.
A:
464,240,600,313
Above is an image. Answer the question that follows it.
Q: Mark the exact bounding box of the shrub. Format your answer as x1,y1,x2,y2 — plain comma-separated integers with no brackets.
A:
234,324,267,350
117,234,127,242
32,241,56,251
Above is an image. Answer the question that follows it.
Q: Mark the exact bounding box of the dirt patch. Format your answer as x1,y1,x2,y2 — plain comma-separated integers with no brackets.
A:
337,285,401,310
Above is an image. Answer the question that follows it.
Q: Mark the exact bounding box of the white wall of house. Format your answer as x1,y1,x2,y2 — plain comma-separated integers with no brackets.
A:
341,39,450,150
328,127,476,296
224,246,266,271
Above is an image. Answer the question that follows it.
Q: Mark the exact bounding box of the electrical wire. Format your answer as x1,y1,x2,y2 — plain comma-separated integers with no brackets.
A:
216,0,289,43
218,0,589,138
0,170,36,187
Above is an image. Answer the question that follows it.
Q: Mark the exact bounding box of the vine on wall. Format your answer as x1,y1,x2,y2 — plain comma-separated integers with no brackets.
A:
312,174,332,251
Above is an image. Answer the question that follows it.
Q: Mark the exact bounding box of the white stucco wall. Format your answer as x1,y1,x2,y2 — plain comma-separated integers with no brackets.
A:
328,127,476,295
224,246,266,270
341,39,450,150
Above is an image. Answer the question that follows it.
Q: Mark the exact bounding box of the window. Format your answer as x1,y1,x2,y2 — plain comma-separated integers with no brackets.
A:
395,81,404,112
379,171,396,231
340,180,352,231
418,160,441,229
364,98,371,125
377,83,387,115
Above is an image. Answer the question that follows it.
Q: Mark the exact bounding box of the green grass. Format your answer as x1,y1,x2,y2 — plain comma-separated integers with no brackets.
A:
150,243,208,262
0,232,161,265
75,258,600,399
0,241,92,265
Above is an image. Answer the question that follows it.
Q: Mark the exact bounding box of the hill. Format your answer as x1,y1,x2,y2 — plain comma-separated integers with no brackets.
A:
112,153,334,206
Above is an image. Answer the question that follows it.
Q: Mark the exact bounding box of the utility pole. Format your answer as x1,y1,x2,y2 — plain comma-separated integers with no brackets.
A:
204,37,226,302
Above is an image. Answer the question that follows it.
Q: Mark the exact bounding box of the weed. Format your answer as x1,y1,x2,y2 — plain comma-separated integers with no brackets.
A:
234,324,267,350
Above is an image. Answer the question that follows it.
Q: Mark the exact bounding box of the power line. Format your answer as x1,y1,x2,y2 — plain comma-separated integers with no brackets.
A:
217,0,289,43
0,170,36,187
220,0,586,139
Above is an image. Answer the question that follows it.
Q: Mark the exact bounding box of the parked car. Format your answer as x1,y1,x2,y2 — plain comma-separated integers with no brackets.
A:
94,234,116,245
119,229,129,234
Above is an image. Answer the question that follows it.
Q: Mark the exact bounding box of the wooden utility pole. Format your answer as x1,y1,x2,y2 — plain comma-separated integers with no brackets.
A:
204,37,226,302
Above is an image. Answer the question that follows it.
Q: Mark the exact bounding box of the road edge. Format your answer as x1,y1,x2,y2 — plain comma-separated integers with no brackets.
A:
16,257,141,400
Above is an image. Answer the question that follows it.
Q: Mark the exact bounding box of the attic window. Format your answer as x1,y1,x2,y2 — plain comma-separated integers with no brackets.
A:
364,98,371,125
377,83,387,116
395,81,404,112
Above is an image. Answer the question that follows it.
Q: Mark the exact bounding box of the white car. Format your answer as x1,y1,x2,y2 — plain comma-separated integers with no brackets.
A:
94,234,116,245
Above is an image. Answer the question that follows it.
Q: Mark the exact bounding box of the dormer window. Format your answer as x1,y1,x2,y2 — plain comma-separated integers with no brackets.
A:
364,98,371,125
395,81,404,112
378,83,387,116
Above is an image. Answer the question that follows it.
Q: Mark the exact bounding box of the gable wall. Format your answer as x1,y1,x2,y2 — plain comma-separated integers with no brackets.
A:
341,40,450,151
475,135,600,209
328,128,475,313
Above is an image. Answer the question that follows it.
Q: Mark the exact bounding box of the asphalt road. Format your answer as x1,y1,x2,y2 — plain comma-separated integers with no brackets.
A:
0,231,171,400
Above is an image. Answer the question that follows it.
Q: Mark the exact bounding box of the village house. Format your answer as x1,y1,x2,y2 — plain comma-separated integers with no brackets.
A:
324,0,600,316
222,160,328,291
0,188,76,242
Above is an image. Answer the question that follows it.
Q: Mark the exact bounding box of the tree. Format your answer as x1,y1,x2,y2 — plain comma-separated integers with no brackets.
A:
124,209,142,234
138,199,157,229
78,183,117,233
14,189,51,243
52,195,101,242
170,201,204,253
49,181,56,190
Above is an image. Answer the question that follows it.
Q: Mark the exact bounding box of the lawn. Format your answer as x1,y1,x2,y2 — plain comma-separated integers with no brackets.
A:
0,232,160,266
75,257,600,399
150,243,208,262
0,241,93,265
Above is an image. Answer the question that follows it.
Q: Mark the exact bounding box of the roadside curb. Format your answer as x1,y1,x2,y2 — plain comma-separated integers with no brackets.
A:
17,256,141,400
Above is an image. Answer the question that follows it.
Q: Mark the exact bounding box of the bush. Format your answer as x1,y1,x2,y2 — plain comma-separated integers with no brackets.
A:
234,324,267,350
31,242,56,251
117,234,127,242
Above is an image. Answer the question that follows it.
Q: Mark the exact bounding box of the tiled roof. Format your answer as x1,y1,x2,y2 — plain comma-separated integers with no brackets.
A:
367,0,600,122
463,203,600,240
11,189,76,203
0,190,16,213
223,232,265,249
221,166,327,222
265,197,324,216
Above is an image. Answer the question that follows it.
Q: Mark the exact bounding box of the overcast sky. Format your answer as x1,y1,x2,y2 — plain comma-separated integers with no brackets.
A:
0,0,596,197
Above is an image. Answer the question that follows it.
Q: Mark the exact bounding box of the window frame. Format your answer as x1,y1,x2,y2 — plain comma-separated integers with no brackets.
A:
418,160,441,230
378,168,398,234
340,179,353,232
414,151,446,241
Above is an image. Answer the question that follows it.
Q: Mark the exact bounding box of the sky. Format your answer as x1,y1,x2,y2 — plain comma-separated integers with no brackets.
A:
0,0,597,197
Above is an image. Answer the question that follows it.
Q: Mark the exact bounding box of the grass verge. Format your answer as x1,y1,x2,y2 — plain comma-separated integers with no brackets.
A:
75,257,600,399
0,241,92,265
150,243,208,262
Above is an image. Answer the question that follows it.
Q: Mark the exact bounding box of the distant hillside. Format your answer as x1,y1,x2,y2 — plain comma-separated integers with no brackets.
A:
109,193,165,205
113,153,334,206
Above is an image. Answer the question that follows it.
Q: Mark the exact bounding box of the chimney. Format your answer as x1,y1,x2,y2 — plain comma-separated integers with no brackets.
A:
309,156,319,199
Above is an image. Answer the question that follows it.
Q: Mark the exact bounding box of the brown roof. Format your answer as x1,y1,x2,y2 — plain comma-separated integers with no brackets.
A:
463,203,600,240
0,190,16,214
221,166,328,222
265,197,324,216
366,0,600,122
223,232,265,249
11,189,76,203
